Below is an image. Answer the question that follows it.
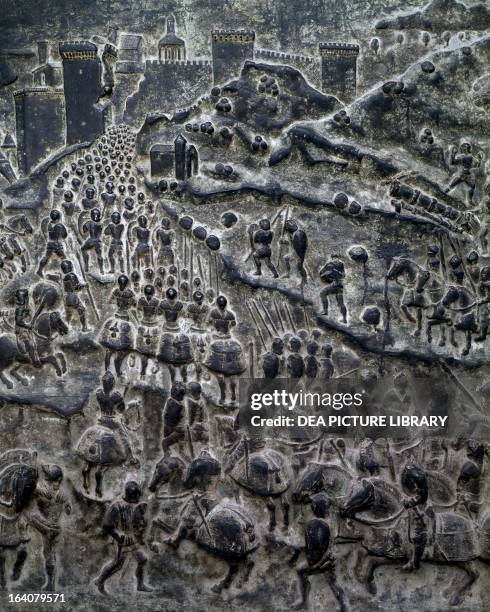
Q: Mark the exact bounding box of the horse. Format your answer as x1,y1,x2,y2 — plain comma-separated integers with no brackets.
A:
0,311,68,389
441,285,479,355
225,437,291,531
0,449,39,590
386,256,436,337
148,453,258,594
341,478,489,607
0,214,33,274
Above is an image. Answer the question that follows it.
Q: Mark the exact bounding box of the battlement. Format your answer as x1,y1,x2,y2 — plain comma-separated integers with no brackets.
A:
146,59,211,66
255,48,316,65
14,87,64,97
319,42,359,57
59,40,98,60
212,30,255,43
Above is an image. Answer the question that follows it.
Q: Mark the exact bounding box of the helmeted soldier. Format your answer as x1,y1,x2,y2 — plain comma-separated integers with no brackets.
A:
155,217,175,266
136,284,160,377
448,254,464,284
28,464,71,592
204,295,245,405
292,492,347,611
14,288,42,367
52,177,64,207
445,142,482,205
101,181,117,211
159,287,192,382
187,381,208,445
319,255,347,323
61,259,87,331
99,274,136,375
401,463,428,571
187,290,208,380
261,337,284,379
284,218,308,281
249,218,278,278
62,190,76,218
304,340,319,378
131,215,151,270
287,336,304,379
104,211,125,273
94,481,152,594
37,209,67,277
319,343,334,380
81,186,97,210
81,207,104,275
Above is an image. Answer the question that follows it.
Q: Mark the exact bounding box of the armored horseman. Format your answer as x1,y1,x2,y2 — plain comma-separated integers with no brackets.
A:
99,274,136,376
204,295,245,405
104,211,125,274
77,370,139,497
81,207,104,275
94,481,153,594
159,287,192,382
14,288,41,367
37,210,67,277
136,284,160,377
249,218,278,278
61,259,87,332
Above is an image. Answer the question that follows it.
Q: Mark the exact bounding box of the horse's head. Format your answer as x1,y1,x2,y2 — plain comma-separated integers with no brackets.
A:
341,479,375,518
386,257,404,281
292,463,326,503
50,312,69,336
149,454,185,492
10,214,33,235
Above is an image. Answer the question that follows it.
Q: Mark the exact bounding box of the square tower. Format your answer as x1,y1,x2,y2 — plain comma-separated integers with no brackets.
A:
212,30,255,85
319,42,359,103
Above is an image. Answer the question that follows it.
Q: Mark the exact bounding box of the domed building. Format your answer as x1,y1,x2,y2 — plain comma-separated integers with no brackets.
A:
158,16,186,62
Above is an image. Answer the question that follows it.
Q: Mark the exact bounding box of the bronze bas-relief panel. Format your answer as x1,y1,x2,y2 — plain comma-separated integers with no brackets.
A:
0,0,489,609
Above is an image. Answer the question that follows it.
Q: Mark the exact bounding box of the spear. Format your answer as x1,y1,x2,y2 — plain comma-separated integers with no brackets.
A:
246,302,266,349
285,303,296,333
214,254,219,295
273,299,285,333
190,243,194,287
186,425,194,460
249,341,254,377
74,250,100,321
197,254,205,289
259,297,279,335
252,299,273,338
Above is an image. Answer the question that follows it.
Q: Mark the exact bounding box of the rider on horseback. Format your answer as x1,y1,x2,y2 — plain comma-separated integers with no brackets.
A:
14,289,41,368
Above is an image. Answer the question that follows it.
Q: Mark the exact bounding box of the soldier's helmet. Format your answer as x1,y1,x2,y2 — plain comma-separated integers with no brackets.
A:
216,295,227,309
285,219,298,233
61,259,73,273
124,480,142,503
166,287,177,300
42,464,63,482
91,208,101,222
259,218,270,230
50,209,61,221
310,492,330,517
143,284,154,297
193,290,204,304
102,370,115,393
138,215,148,227
111,211,121,224
118,274,129,289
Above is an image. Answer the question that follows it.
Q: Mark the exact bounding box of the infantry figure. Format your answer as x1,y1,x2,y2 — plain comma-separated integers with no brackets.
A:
37,210,67,277
161,382,186,452
155,217,175,266
261,337,285,379
401,463,428,571
94,481,153,594
131,215,152,270
249,218,278,278
81,186,97,210
319,255,347,323
101,181,117,211
81,207,104,275
28,465,71,592
284,218,308,281
287,336,304,379
445,142,483,206
104,211,125,274
291,492,347,611
61,259,87,331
